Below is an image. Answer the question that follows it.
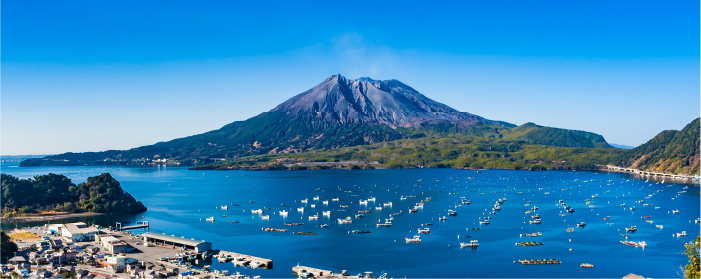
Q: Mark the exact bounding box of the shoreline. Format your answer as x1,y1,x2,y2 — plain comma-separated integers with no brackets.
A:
1,212,104,223
600,164,699,184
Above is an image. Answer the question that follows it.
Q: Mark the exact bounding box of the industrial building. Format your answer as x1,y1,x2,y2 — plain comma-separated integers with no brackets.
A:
141,232,212,253
60,222,99,242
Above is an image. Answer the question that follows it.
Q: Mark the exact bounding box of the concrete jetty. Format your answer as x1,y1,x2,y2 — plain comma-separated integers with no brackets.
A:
217,250,273,269
293,265,334,277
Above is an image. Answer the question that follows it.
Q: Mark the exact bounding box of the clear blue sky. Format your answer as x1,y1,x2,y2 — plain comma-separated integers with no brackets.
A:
2,1,699,155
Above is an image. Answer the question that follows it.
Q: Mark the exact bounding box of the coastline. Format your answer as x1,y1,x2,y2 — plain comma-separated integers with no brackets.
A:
600,164,699,184
1,212,104,223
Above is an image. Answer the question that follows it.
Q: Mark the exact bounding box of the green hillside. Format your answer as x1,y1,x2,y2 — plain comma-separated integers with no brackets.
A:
615,118,700,175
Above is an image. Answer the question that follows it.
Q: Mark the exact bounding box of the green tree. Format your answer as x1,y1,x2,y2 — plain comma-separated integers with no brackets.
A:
1,230,18,263
684,235,700,279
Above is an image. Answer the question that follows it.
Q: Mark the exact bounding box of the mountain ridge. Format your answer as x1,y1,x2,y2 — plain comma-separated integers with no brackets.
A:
21,75,614,167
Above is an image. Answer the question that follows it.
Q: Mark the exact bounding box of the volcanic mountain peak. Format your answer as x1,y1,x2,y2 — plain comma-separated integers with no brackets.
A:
272,74,485,127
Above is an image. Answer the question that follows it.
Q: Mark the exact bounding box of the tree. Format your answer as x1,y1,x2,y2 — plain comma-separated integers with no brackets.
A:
1,230,18,263
684,235,700,279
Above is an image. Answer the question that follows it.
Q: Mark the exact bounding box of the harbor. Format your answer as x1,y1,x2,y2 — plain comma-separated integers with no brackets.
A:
2,167,699,278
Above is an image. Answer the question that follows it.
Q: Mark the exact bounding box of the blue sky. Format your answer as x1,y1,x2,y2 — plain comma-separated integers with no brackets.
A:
2,1,699,155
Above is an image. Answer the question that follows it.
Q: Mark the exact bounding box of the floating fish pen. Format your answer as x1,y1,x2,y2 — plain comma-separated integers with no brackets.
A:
262,228,288,232
518,259,562,265
296,232,318,235
516,241,544,247
284,223,304,226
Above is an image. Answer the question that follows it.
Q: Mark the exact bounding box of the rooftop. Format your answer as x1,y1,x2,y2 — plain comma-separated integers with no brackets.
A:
63,223,99,235
142,232,209,247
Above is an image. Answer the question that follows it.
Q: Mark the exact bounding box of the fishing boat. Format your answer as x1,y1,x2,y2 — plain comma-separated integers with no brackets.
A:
577,222,586,227
383,202,393,207
405,235,421,243
301,198,308,203
308,215,319,220
409,208,418,213
297,207,305,213
350,230,371,234
376,219,393,227
448,210,458,216
206,217,215,222
672,209,680,214
355,214,364,218
332,198,340,202
322,200,329,205
625,225,637,232
359,200,368,205
462,199,471,205
337,217,353,224
439,216,448,221
221,205,228,210
580,263,594,268
261,215,270,220
367,197,376,202
322,211,331,216
320,224,329,228
676,231,687,237
311,204,316,208
655,225,664,229
313,196,320,201
251,209,264,214
460,240,479,248
232,257,249,266
529,220,541,224
279,210,288,216
479,220,489,225
418,227,431,234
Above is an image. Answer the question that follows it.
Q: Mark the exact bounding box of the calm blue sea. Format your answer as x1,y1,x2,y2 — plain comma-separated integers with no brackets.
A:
2,164,699,278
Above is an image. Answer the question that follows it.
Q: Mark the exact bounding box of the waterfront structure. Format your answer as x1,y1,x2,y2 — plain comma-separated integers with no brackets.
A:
97,235,128,254
60,222,99,242
141,232,212,253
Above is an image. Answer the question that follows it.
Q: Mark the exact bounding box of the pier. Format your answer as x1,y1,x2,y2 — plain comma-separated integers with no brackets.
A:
116,221,149,231
217,250,273,269
293,265,334,277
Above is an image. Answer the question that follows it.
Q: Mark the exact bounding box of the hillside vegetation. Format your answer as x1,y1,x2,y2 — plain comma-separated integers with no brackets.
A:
1,173,147,217
615,118,700,175
195,135,621,171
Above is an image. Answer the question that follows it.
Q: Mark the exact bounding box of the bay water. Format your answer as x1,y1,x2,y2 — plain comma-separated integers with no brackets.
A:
2,164,699,278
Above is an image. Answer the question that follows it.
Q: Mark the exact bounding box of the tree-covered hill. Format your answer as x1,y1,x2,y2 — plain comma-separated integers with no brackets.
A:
1,173,147,216
615,118,700,175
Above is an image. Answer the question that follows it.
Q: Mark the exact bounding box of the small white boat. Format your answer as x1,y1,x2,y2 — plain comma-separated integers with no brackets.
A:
529,220,541,224
251,209,264,214
311,204,316,208
279,210,289,216
206,217,215,222
383,202,393,207
320,224,329,228
448,210,457,216
439,216,448,221
221,205,228,210
359,200,368,205
479,220,489,225
376,219,393,227
460,240,479,248
261,215,270,220
672,209,680,214
249,261,263,269
577,222,586,227
301,198,308,203
417,227,431,234
625,225,637,232
367,197,376,202
332,198,340,202
322,211,331,216
322,200,329,205
337,217,353,224
676,231,687,237
232,257,249,265
313,196,320,201
308,215,319,220
375,207,383,211
297,207,305,213
405,235,421,243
